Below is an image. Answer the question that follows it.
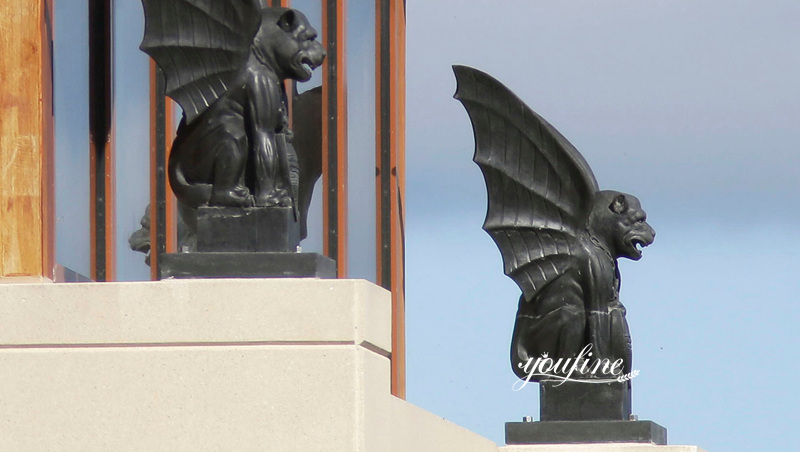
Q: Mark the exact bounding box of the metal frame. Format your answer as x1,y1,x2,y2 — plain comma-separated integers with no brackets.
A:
149,64,176,279
88,0,115,282
322,0,349,277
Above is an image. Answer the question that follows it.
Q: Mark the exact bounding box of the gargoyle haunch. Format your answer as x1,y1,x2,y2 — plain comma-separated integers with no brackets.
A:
140,0,326,210
453,66,655,381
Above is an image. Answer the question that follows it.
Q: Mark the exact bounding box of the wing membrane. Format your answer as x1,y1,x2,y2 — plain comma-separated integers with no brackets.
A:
140,0,262,123
453,65,599,301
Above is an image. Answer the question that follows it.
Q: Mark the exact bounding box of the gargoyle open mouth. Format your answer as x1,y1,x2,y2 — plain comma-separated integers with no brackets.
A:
625,232,654,260
294,54,320,81
632,238,647,257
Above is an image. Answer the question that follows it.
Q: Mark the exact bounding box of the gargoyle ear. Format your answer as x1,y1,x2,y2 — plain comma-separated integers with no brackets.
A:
278,10,296,32
609,194,628,214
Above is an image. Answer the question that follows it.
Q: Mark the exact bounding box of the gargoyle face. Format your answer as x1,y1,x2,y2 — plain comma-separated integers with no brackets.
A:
255,9,326,82
588,191,655,261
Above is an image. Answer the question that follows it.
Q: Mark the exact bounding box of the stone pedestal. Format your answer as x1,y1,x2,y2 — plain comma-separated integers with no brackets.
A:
506,420,667,446
506,380,664,446
540,380,631,421
159,251,336,279
162,206,335,279
196,206,299,252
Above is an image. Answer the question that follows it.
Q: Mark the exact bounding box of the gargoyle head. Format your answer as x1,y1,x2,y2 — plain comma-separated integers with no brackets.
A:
253,8,326,82
588,191,655,261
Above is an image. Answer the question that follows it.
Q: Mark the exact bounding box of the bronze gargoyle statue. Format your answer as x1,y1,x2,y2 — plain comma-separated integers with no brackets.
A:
140,1,326,212
454,65,656,382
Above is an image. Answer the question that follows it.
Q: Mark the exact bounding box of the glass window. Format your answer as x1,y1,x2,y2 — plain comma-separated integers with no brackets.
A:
54,0,92,279
292,0,324,94
346,1,377,281
292,0,325,255
113,0,151,281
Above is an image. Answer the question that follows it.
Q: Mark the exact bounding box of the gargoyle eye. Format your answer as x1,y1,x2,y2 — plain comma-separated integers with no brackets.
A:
278,10,297,31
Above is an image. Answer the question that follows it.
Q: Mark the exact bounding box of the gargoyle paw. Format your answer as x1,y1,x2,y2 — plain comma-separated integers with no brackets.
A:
210,189,255,207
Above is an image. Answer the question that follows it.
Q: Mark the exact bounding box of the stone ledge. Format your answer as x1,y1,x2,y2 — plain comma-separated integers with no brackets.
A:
0,278,390,354
0,276,53,284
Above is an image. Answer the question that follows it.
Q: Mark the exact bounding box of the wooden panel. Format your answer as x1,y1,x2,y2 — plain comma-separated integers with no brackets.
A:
0,1,53,278
389,0,407,401
375,0,406,399
164,100,177,254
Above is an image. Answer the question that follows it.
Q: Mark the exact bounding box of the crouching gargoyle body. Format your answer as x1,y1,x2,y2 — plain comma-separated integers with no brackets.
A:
141,1,326,211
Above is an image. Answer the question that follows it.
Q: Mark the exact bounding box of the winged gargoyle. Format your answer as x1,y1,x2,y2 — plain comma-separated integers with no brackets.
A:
140,0,325,218
453,65,655,382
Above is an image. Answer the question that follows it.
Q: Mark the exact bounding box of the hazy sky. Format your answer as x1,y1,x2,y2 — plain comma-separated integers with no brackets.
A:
405,1,800,451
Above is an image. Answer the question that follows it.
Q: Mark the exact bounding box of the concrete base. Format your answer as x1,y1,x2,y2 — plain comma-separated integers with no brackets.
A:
0,279,494,452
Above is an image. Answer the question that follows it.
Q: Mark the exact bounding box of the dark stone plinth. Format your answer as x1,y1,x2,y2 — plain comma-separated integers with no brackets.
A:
506,420,667,445
197,206,299,253
159,252,335,279
540,379,631,421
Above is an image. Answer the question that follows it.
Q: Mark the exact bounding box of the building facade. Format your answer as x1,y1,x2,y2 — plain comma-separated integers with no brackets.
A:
0,0,406,396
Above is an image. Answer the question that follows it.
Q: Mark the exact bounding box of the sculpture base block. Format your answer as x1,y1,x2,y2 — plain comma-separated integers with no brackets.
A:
506,420,667,445
540,379,631,421
196,206,299,252
159,252,335,279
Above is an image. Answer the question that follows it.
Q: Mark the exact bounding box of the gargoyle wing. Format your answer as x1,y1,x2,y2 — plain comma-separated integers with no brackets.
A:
453,65,599,301
292,86,323,240
140,0,262,124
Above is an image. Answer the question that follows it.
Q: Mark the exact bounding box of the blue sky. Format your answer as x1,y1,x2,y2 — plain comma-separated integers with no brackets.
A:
405,1,800,451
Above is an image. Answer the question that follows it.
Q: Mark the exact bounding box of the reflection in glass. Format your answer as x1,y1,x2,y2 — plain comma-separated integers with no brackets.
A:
292,0,324,254
113,0,151,280
54,0,91,278
346,2,377,281
291,0,323,93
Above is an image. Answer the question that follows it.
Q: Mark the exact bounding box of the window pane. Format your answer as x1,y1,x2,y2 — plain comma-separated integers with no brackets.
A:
54,0,91,279
291,0,323,94
346,1,377,281
292,0,324,254
113,0,151,281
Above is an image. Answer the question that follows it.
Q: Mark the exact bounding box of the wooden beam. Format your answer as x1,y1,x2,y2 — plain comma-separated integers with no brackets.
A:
389,0,407,401
376,0,406,399
0,0,54,279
